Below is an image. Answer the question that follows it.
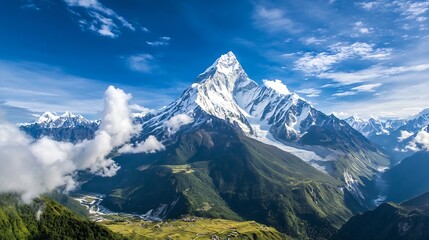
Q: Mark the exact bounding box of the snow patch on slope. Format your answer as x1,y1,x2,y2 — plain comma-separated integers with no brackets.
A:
344,170,364,200
247,116,329,173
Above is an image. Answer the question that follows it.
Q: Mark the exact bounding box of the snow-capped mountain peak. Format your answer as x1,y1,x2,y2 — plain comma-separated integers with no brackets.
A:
346,115,364,123
28,111,95,128
212,51,241,75
345,116,389,137
409,108,429,123
36,111,60,124
61,111,76,118
200,51,242,79
146,52,325,143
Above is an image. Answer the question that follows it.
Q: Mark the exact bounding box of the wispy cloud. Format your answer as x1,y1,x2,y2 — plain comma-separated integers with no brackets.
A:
253,6,297,33
396,0,429,22
332,91,358,97
353,21,372,34
63,0,140,38
318,72,429,118
20,0,40,10
295,42,392,74
358,0,429,28
358,1,380,9
332,83,382,97
296,88,321,97
301,37,327,45
0,60,175,122
319,63,429,85
147,36,171,47
351,83,382,92
127,54,156,73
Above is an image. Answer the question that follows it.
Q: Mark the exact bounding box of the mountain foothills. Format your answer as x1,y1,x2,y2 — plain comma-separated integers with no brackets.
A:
0,194,124,240
383,151,429,203
14,52,429,239
332,191,429,240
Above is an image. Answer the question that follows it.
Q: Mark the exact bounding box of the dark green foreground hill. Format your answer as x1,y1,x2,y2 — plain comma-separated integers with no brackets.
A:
331,191,429,240
0,194,124,240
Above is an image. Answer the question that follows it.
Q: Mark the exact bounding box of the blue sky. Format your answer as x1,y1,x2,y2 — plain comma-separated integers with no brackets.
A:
1,0,429,122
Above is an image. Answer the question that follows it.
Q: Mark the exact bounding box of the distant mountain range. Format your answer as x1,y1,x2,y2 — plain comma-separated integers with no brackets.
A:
20,112,99,143
345,110,429,162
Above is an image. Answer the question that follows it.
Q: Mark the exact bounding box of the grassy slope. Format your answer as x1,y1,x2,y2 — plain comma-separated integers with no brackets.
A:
0,194,124,240
103,218,289,240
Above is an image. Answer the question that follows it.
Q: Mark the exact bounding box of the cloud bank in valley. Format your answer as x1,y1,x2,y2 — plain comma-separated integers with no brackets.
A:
0,86,158,202
406,128,429,152
164,113,194,134
118,135,165,154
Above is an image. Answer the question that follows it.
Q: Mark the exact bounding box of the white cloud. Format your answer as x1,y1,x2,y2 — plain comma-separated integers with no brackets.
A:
359,1,379,9
253,6,296,33
396,0,429,21
358,0,428,28
398,130,414,141
296,88,321,97
118,135,165,154
129,103,151,114
127,54,155,73
406,128,429,151
21,0,40,10
302,37,326,45
354,21,372,34
351,83,382,92
332,91,358,97
147,36,171,47
331,111,352,118
97,24,115,37
0,86,141,202
295,42,392,74
164,114,193,134
0,61,176,123
318,75,429,119
263,79,290,95
64,0,139,38
319,63,429,85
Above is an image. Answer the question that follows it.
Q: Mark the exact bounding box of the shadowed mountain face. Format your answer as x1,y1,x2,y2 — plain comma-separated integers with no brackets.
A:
384,151,429,203
332,191,429,240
